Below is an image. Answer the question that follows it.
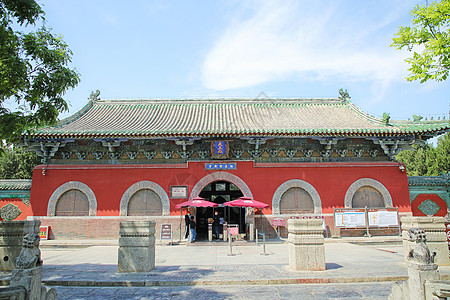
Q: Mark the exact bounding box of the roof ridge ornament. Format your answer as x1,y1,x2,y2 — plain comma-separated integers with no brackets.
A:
383,113,391,125
88,90,101,102
255,91,270,100
338,89,350,101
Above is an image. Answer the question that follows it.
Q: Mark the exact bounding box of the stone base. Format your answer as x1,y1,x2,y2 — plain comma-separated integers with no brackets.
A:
118,246,155,273
288,244,325,271
424,280,450,300
408,262,439,300
288,243,325,270
389,280,409,300
41,285,57,300
10,266,42,300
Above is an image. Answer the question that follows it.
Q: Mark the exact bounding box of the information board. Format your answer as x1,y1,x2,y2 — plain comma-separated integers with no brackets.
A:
334,209,366,228
367,208,399,227
160,224,172,243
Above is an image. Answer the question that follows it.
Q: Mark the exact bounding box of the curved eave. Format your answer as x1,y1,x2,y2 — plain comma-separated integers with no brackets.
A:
28,129,430,140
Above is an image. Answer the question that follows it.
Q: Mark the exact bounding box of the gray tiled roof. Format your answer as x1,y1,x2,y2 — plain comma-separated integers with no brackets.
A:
31,98,449,138
0,180,32,190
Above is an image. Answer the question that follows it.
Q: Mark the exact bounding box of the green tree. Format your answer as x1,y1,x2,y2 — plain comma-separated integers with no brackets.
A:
392,0,450,82
0,0,80,143
0,147,40,179
434,133,450,171
396,133,450,175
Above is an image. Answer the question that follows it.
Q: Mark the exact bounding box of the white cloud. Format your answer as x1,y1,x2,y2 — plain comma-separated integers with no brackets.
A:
201,0,410,93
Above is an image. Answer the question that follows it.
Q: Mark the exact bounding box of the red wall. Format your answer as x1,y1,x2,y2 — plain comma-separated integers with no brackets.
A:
29,161,411,217
411,193,447,217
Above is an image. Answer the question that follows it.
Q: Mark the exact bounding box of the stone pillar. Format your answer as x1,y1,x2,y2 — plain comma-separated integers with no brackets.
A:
10,266,43,300
401,216,450,266
208,224,212,242
118,221,155,273
248,223,254,241
223,222,228,242
0,221,40,271
287,219,325,271
408,261,439,300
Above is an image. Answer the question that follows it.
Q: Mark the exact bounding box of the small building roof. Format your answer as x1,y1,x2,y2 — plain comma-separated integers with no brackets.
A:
0,180,32,190
29,97,449,139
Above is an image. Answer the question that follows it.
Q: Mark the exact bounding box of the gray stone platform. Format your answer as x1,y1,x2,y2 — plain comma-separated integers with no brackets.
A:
1,237,449,299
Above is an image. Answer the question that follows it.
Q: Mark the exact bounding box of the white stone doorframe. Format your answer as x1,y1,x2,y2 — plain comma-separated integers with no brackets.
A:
47,181,97,216
272,179,322,215
189,172,254,223
119,180,170,216
189,172,253,200
344,178,393,208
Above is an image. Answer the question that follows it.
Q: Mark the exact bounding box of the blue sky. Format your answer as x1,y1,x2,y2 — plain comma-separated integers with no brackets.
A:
39,0,449,121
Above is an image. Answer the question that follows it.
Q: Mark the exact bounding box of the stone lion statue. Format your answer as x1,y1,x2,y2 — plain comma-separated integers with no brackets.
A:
14,233,42,269
407,228,436,265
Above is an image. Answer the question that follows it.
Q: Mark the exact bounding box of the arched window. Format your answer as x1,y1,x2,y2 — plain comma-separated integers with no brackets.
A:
127,189,162,216
280,187,314,214
352,186,384,208
55,190,89,216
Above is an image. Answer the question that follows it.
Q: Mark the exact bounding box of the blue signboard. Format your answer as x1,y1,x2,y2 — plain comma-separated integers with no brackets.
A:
214,141,226,155
205,163,237,170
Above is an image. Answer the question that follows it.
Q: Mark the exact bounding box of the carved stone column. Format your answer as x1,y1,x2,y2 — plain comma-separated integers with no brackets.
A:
408,261,439,300
9,233,57,300
0,221,40,271
401,217,450,266
287,219,325,270
118,221,156,272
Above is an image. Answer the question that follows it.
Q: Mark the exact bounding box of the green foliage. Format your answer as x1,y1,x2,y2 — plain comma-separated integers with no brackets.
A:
0,0,80,142
392,0,450,82
0,146,40,179
396,133,450,175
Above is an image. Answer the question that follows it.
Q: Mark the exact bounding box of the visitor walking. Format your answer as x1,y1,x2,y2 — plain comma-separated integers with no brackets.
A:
184,212,191,240
190,216,196,243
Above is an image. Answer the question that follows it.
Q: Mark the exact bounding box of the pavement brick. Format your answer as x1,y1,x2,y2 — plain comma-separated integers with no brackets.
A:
0,237,448,298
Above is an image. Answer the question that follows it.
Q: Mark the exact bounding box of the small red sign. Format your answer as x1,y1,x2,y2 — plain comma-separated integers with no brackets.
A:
228,227,239,236
39,226,49,240
272,218,286,227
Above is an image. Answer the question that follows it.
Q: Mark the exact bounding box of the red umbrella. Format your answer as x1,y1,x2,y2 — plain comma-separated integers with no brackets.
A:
176,196,218,208
223,196,268,235
223,196,268,208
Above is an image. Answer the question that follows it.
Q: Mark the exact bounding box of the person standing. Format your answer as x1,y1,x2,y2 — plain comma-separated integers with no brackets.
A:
190,216,196,243
184,211,191,240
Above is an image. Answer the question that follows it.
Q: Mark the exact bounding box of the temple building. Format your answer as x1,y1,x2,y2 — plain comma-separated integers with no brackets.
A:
20,90,450,239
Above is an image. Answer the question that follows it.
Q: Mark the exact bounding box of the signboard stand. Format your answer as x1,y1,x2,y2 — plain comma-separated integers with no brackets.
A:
160,224,172,245
272,218,286,239
364,207,372,238
334,207,400,236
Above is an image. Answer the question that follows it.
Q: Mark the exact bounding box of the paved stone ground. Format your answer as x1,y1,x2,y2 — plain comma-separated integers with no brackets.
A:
54,282,393,299
1,238,448,299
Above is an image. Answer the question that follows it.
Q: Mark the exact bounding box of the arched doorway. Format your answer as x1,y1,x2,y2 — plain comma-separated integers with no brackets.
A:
352,186,385,208
196,181,245,239
55,189,89,216
279,187,315,214
127,189,163,216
